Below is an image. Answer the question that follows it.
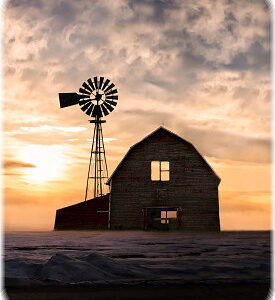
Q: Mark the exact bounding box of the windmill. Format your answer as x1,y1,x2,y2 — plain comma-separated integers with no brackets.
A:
59,76,118,201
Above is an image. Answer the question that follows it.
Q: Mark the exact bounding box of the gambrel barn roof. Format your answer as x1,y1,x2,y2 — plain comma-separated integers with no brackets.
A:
107,126,220,185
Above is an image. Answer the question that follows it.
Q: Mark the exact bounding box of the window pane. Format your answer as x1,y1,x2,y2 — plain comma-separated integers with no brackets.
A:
161,161,169,171
151,161,160,180
161,211,167,218
161,171,169,181
167,211,177,218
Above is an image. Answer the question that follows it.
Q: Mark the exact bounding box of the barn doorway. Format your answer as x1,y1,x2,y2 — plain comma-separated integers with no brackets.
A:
143,207,181,230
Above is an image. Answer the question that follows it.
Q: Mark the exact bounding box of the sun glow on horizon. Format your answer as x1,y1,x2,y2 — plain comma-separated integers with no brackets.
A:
18,145,66,184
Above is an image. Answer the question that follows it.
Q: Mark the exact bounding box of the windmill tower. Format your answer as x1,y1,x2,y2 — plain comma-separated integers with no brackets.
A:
58,76,118,200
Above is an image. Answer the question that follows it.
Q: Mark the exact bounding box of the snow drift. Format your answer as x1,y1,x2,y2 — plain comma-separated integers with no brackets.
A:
5,231,270,286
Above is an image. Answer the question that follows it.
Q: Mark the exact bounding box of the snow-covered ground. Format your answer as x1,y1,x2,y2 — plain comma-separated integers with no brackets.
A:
5,231,270,286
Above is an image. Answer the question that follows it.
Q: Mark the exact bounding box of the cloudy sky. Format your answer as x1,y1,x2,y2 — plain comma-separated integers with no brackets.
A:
4,0,271,230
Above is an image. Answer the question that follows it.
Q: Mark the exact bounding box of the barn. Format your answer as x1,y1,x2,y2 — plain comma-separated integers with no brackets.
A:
54,127,220,231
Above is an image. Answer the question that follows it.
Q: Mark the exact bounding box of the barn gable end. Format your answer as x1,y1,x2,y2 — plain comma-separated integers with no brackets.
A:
108,127,220,185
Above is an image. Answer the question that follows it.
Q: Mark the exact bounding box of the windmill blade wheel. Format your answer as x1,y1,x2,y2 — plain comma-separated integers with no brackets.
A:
78,76,118,118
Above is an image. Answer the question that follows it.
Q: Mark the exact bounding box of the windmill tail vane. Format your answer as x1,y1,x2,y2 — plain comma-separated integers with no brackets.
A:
59,76,118,200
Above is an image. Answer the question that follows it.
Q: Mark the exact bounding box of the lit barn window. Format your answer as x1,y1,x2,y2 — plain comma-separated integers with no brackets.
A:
161,210,177,224
151,161,170,181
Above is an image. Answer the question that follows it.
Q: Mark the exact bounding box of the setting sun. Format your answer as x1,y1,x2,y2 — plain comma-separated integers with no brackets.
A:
18,145,66,184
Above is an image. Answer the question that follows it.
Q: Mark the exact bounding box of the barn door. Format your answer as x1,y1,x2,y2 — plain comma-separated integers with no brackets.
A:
144,207,180,230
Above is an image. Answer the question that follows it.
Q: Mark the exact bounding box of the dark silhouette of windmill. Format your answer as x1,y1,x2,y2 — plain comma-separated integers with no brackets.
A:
59,76,118,200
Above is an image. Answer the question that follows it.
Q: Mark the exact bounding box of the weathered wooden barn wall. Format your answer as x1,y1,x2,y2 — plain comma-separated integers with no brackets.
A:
54,194,109,230
108,127,220,231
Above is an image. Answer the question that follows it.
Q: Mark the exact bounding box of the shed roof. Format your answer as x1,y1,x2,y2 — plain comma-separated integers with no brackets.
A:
106,126,220,184
56,193,110,212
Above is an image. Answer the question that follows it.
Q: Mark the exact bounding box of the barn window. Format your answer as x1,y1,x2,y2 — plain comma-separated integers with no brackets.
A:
160,210,177,224
151,161,170,181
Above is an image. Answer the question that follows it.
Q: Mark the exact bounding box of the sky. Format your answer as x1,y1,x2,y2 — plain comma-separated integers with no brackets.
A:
3,0,271,231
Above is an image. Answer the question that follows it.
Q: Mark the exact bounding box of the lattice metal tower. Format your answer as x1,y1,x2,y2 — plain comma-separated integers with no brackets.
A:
58,76,118,200
85,117,108,199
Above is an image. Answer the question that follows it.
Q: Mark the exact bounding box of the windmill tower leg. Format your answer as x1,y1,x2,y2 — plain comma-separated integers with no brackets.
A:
84,118,109,201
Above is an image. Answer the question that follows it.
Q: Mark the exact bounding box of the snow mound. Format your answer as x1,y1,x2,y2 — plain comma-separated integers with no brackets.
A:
5,252,152,286
5,258,42,279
